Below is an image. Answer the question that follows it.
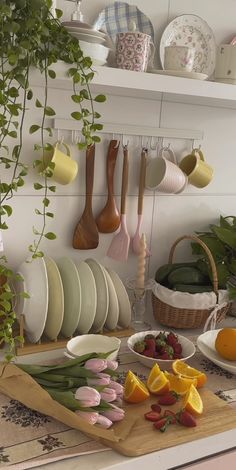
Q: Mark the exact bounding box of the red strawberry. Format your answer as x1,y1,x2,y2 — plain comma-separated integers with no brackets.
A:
176,409,197,427
151,403,162,413
166,332,178,346
144,411,161,422
153,416,173,432
145,338,156,351
159,352,171,360
173,343,182,355
158,391,179,406
163,409,177,424
143,349,154,357
173,353,183,359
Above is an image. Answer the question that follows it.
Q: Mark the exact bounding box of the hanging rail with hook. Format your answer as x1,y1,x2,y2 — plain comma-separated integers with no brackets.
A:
53,119,203,142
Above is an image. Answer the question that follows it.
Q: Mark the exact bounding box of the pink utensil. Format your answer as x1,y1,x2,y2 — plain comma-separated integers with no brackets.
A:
132,149,151,256
107,145,130,261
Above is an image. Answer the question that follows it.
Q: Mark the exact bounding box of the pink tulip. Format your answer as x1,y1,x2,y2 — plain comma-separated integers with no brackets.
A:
106,360,118,370
75,386,101,407
84,358,108,373
87,372,111,386
96,415,113,429
100,387,117,403
101,403,125,422
75,410,99,425
108,380,124,396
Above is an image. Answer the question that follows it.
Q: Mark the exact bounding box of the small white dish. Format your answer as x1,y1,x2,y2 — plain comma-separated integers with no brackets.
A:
197,329,236,375
106,268,131,328
67,334,121,360
150,69,208,80
127,330,196,369
76,261,97,334
15,258,48,343
103,269,119,331
69,31,106,45
56,257,81,337
64,26,106,39
85,259,109,333
43,256,64,340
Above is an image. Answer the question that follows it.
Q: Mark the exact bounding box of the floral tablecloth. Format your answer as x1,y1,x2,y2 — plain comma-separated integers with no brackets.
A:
1,334,236,469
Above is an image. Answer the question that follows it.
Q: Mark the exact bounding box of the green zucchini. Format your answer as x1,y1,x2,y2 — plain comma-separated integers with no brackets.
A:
173,284,213,293
155,262,197,284
168,267,207,286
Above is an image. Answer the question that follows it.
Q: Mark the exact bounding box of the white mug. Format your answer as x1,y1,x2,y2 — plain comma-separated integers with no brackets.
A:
145,147,187,193
164,46,195,72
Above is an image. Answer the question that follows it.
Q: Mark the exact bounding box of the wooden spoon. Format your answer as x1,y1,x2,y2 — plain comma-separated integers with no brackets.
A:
96,139,120,233
73,144,99,249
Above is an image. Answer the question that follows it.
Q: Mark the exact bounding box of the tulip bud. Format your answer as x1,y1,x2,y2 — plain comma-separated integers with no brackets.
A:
75,386,101,407
96,415,113,429
100,387,117,403
87,372,111,386
108,380,124,396
75,410,99,425
101,403,125,422
84,358,108,373
106,360,118,370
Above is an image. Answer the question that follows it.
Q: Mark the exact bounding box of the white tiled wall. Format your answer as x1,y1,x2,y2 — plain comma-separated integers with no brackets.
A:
3,0,236,289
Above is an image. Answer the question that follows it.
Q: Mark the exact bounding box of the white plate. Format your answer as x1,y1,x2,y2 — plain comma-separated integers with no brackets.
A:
160,14,216,76
76,261,97,334
150,69,208,80
197,329,236,375
68,31,106,45
61,20,93,30
64,26,106,39
93,1,154,44
15,258,48,343
56,257,81,337
85,259,109,333
103,269,119,331
106,268,131,328
43,256,64,340
67,335,121,361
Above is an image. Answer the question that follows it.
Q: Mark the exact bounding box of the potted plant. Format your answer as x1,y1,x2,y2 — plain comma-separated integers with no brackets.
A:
0,0,105,359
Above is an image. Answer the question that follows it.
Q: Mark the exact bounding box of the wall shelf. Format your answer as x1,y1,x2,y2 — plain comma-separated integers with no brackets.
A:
29,62,236,109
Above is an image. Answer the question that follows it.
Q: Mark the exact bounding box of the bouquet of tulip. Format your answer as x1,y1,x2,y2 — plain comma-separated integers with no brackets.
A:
17,351,125,429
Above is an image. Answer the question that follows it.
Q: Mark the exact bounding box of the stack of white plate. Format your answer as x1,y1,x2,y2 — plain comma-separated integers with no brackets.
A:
61,21,110,66
14,256,131,344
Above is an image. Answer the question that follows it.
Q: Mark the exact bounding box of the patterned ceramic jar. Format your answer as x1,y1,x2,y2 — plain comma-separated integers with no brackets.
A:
164,46,195,72
116,31,155,72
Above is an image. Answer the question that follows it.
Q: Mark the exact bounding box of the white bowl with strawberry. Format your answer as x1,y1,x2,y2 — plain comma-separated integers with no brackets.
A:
127,330,196,369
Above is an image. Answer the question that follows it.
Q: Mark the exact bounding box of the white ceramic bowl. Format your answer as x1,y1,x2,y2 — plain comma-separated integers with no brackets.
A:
67,334,121,360
127,330,196,369
77,40,109,65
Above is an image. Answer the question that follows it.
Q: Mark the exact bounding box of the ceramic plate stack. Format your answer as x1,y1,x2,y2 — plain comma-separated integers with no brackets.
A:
61,20,110,66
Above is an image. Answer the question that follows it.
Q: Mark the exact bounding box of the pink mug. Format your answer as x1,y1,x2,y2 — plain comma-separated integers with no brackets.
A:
145,147,188,193
115,31,155,72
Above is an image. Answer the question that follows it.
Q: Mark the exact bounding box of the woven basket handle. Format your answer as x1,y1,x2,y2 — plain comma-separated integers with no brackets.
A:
168,234,218,293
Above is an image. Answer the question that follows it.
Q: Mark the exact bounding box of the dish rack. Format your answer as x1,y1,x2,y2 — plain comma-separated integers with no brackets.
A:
15,314,134,356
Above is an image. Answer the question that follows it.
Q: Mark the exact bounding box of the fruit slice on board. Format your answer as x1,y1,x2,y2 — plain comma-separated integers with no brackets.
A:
147,363,161,388
147,370,170,395
164,371,197,395
124,370,150,403
172,360,207,388
183,383,203,416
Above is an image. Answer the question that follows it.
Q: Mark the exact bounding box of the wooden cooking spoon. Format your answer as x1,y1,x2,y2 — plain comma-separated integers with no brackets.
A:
73,144,99,249
96,139,120,233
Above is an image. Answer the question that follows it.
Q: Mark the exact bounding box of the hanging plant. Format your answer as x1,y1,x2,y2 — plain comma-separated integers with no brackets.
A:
0,0,106,359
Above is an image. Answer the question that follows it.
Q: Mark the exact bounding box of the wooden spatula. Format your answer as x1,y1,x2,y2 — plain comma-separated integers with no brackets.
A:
73,144,99,250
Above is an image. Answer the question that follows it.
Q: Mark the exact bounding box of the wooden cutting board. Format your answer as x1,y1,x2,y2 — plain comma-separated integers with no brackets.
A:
99,389,236,457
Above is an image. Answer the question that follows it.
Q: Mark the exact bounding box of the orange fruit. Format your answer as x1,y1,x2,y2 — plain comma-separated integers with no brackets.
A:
215,328,236,361
147,363,161,386
147,370,170,395
183,383,203,415
124,370,150,403
164,371,198,395
172,360,207,388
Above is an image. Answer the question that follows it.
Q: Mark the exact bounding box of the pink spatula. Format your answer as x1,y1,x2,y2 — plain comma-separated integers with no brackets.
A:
132,149,151,256
107,145,130,261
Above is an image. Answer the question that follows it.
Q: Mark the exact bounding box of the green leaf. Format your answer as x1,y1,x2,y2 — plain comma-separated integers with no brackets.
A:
35,209,42,215
46,212,54,218
71,94,82,103
48,186,56,192
2,205,12,217
34,183,43,190
43,198,50,207
17,177,24,187
8,131,17,138
71,111,82,120
30,125,40,134
92,135,101,143
45,106,55,116
55,8,63,18
0,222,8,230
35,99,43,108
94,94,106,103
27,89,33,100
48,69,56,79
44,232,56,240
211,226,236,251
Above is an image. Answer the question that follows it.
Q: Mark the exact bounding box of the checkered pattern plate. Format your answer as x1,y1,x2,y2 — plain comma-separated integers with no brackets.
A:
93,1,154,44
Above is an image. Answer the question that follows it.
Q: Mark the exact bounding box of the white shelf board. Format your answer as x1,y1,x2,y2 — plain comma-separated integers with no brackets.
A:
29,62,236,109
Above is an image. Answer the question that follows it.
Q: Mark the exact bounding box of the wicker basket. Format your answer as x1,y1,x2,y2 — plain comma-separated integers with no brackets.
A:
152,235,231,329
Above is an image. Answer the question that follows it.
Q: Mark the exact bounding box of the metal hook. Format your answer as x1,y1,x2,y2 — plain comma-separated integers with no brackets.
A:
141,135,149,150
122,134,129,147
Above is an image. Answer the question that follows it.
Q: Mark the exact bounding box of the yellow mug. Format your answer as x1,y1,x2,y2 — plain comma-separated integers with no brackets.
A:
178,149,213,188
40,141,78,185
